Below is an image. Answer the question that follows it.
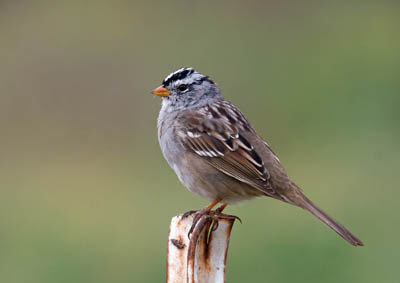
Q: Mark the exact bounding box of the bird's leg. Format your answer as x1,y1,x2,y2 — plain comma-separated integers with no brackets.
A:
182,199,221,218
183,199,221,238
215,203,227,214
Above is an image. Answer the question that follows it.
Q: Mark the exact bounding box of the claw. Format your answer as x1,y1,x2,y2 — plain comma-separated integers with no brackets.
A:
182,210,198,219
188,216,204,239
218,213,242,224
210,219,219,231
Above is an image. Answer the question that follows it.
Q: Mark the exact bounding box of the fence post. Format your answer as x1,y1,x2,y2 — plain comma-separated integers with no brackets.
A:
166,213,235,283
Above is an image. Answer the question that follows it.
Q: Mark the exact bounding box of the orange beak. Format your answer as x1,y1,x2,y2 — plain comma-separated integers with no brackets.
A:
151,85,170,97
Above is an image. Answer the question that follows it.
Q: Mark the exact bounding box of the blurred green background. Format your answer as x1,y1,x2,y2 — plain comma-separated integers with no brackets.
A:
0,0,399,282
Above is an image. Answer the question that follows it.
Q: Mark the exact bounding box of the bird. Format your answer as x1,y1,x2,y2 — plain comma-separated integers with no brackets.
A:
151,67,363,246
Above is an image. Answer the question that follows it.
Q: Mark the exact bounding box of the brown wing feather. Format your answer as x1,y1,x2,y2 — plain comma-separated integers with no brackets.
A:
177,103,278,196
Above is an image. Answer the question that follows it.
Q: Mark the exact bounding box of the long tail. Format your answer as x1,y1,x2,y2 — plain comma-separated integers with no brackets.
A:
288,185,364,246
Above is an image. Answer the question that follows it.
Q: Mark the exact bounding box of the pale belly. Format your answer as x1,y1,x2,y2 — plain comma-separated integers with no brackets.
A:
166,148,263,205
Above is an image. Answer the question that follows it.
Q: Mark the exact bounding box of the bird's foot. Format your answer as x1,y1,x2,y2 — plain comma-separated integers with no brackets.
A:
184,208,211,239
182,209,241,239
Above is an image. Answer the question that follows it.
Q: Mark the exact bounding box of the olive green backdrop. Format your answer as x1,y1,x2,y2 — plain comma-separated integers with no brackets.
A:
1,1,399,282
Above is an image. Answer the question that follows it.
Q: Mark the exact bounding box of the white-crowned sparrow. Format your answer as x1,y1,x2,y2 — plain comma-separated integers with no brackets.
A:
152,67,363,246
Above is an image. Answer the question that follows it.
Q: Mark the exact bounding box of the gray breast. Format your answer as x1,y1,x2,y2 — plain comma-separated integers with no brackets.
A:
157,108,185,170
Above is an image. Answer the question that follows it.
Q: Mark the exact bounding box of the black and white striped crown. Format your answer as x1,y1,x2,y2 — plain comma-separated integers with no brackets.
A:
162,67,214,86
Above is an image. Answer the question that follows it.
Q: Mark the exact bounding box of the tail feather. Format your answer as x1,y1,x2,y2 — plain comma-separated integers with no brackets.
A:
290,187,364,246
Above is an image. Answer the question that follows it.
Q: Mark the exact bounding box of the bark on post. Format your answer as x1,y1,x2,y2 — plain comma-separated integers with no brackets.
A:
167,213,235,283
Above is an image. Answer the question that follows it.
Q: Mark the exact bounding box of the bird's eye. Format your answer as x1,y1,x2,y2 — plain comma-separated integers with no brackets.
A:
177,84,188,92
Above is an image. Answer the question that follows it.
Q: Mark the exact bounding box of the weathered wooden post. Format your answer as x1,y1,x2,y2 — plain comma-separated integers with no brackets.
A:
167,213,236,283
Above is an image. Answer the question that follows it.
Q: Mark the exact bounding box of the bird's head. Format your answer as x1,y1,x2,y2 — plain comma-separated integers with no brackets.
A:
151,67,220,110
